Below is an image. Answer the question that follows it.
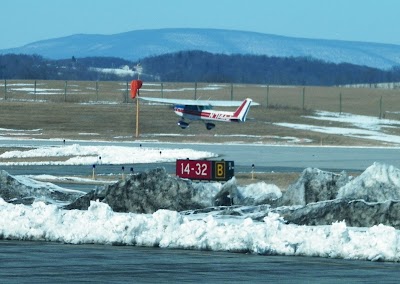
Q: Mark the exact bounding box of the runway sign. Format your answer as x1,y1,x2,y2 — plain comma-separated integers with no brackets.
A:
176,159,234,181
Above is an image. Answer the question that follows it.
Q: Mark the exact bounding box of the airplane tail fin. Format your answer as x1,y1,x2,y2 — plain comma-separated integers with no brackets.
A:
230,98,253,122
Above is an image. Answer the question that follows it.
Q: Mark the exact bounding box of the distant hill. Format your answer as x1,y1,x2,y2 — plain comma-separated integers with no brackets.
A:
1,28,400,70
2,52,400,85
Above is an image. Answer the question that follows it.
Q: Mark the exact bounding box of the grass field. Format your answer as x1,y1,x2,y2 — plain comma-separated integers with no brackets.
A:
1,79,399,146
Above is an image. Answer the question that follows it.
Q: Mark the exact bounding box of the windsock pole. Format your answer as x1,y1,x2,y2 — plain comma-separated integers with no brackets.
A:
131,77,142,139
136,90,139,138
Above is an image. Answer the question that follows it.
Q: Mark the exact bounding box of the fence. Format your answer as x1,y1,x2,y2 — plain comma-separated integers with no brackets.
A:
1,79,399,118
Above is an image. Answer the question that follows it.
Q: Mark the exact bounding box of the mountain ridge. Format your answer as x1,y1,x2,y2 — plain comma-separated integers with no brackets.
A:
1,28,400,69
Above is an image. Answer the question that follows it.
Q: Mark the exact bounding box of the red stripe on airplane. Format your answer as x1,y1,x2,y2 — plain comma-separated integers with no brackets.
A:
175,108,226,119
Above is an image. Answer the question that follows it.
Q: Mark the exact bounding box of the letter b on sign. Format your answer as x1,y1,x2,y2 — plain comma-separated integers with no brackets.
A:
215,162,225,179
212,161,234,181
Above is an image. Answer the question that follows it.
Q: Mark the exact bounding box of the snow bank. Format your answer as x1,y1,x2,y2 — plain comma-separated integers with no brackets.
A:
0,144,217,165
1,199,399,262
338,162,400,202
0,170,84,206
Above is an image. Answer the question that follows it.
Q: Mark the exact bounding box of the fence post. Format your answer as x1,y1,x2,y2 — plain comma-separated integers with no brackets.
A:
230,83,233,101
302,86,305,110
4,79,7,100
266,85,269,108
64,81,67,102
339,92,342,115
161,82,164,98
96,81,99,102
34,80,37,101
379,96,383,119
126,81,129,103
194,82,197,100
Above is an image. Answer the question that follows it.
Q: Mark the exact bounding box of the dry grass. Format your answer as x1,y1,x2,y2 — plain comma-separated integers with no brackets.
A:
1,80,399,146
0,99,388,146
0,80,398,187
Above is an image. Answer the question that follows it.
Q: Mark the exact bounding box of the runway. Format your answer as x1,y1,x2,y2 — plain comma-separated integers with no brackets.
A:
1,139,400,282
1,240,399,283
2,138,400,173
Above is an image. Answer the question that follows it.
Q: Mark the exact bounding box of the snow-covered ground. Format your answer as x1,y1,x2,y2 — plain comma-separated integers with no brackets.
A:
0,144,217,166
1,110,400,262
275,110,400,144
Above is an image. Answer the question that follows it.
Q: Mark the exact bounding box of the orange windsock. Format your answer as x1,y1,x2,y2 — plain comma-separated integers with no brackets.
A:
130,80,143,98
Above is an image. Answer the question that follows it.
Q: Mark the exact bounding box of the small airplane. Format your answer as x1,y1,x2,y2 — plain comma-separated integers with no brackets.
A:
138,96,258,130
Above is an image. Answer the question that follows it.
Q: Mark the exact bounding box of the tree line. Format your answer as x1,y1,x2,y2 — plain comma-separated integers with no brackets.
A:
0,54,133,81
1,51,400,86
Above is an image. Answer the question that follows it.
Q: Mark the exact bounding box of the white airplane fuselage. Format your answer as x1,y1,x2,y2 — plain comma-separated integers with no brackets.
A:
174,98,252,123
174,106,239,122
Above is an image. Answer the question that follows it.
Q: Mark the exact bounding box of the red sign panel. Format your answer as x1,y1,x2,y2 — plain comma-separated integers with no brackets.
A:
176,160,212,180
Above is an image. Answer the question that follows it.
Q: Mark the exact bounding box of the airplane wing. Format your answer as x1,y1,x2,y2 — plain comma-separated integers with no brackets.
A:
139,96,259,107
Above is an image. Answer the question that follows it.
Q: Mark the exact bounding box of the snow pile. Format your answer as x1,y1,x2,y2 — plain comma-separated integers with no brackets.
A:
274,163,400,229
3,139,400,262
191,163,400,230
65,169,282,213
338,162,400,202
278,168,349,206
190,181,222,208
239,181,282,204
2,162,400,262
0,199,399,262
213,178,281,207
281,198,400,229
0,170,84,206
0,144,218,165
66,168,204,213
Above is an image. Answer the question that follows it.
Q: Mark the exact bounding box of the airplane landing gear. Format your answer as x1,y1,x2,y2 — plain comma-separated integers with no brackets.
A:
205,123,215,130
178,120,189,129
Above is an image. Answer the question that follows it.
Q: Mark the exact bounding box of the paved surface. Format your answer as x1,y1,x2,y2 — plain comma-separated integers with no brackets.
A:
0,240,399,283
1,140,400,282
2,139,400,172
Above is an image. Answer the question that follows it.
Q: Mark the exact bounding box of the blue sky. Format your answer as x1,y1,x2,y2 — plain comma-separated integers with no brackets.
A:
1,0,399,49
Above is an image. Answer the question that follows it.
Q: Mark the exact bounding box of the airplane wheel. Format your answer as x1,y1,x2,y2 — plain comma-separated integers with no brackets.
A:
178,120,189,129
206,123,215,130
